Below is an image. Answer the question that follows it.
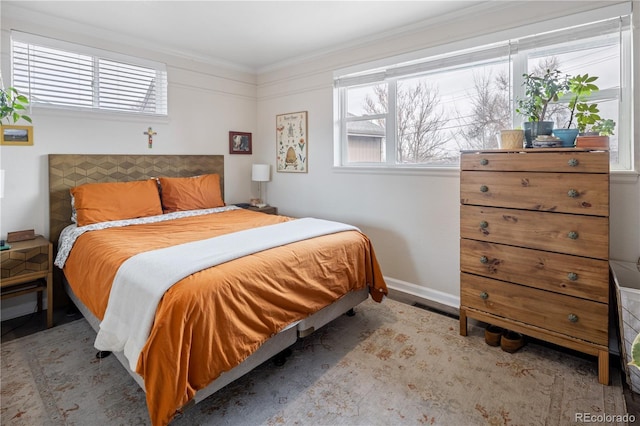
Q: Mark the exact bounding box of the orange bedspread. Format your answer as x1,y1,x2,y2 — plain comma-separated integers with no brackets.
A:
63,209,387,425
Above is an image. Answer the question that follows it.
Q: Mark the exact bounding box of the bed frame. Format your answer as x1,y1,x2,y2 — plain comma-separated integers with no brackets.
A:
48,154,367,416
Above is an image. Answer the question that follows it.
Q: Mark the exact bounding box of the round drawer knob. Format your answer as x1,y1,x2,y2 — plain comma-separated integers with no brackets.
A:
480,158,489,166
480,256,489,264
480,185,489,193
567,189,579,198
480,221,489,229
568,313,579,323
568,272,578,281
568,158,579,167
480,291,489,300
568,231,579,240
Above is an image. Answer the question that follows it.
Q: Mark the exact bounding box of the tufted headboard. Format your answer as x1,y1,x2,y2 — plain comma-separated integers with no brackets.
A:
48,154,225,248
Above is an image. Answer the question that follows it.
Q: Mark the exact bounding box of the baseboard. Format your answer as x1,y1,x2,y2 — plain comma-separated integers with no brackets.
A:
385,277,460,317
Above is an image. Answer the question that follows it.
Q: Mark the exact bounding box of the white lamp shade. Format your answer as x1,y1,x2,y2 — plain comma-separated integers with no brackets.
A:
252,164,270,182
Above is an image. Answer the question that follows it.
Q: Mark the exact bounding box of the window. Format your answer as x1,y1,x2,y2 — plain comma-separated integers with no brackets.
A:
11,31,167,116
335,4,633,170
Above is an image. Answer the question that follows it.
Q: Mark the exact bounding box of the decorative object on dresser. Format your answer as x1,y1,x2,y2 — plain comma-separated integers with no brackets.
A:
251,163,271,207
498,129,524,149
0,235,53,328
459,148,610,385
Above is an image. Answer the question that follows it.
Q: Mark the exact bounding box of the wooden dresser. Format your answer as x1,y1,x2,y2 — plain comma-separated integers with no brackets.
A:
458,148,610,384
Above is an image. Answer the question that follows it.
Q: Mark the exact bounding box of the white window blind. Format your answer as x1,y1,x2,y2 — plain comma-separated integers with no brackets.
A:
11,31,167,115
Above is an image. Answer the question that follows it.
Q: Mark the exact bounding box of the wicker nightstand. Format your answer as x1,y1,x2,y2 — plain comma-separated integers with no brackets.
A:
1,236,53,328
247,205,278,215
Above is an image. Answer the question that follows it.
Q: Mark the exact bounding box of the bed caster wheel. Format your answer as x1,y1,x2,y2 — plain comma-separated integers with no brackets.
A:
346,308,356,317
273,347,292,367
66,306,80,317
96,351,112,359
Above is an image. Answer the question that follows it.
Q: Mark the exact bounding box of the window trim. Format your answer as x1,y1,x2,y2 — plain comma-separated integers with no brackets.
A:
334,2,634,171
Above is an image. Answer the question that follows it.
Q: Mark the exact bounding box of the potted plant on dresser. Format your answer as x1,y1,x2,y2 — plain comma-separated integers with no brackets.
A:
553,73,599,147
516,68,568,147
575,118,615,149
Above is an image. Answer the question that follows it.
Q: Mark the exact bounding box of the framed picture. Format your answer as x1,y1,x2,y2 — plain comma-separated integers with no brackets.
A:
1,125,33,146
276,111,307,173
229,131,252,154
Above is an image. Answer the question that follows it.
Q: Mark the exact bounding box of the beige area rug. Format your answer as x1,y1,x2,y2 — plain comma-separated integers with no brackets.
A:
1,298,629,425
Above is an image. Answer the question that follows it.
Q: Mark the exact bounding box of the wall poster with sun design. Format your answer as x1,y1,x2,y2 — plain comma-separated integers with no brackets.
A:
276,111,308,173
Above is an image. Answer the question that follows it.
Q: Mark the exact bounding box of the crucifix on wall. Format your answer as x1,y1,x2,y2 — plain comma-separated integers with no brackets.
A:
144,127,157,148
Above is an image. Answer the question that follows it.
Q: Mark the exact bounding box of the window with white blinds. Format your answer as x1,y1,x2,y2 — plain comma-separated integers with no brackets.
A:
11,31,168,115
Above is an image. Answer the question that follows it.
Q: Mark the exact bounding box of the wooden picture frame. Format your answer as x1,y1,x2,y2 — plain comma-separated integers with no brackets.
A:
1,125,33,146
229,131,252,154
276,111,308,173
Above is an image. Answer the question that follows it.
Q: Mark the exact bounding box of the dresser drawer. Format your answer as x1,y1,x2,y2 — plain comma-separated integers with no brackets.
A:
461,150,609,173
460,205,609,259
461,171,608,216
461,273,608,345
460,239,609,302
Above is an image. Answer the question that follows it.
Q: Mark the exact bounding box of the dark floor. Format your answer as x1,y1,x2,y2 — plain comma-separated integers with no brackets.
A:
2,305,639,418
1,306,81,342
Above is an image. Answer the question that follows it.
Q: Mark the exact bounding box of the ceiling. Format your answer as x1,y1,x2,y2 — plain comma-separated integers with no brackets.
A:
6,1,486,73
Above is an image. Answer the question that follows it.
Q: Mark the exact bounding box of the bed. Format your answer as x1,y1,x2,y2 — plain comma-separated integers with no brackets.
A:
48,154,387,425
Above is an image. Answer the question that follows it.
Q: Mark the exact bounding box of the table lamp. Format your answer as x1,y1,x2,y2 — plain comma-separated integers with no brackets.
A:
251,164,270,208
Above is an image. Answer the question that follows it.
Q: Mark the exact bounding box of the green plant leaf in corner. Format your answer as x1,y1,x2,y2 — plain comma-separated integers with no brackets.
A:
630,333,640,370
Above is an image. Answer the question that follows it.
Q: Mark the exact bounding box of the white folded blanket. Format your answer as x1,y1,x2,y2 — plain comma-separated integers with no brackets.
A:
94,217,359,372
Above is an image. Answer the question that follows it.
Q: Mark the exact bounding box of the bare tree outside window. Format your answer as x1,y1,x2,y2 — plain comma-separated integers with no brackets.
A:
364,81,451,164
455,71,511,151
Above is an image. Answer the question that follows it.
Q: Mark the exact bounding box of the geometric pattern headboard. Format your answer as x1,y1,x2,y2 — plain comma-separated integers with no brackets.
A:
48,154,224,248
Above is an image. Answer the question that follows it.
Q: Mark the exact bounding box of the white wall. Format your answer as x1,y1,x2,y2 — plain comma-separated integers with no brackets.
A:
1,1,638,320
255,1,640,307
0,4,259,319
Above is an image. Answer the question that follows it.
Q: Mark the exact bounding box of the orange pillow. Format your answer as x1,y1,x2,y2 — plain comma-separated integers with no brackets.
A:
158,174,224,213
71,179,163,227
